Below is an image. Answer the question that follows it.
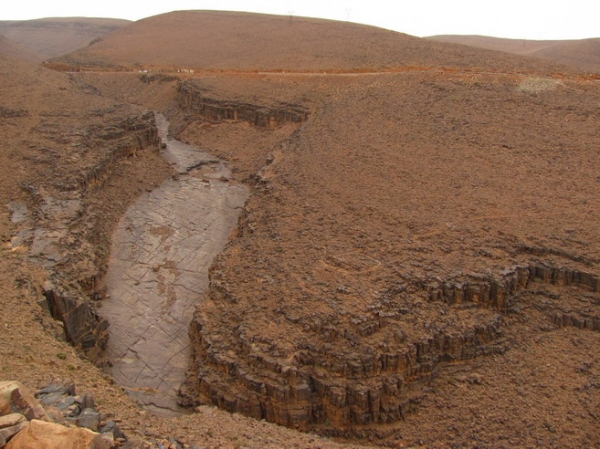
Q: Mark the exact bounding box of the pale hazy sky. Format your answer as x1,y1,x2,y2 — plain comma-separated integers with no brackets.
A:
2,0,599,40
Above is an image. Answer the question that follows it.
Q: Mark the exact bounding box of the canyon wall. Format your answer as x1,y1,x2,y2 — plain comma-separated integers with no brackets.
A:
176,81,309,129
185,259,600,434
32,112,160,360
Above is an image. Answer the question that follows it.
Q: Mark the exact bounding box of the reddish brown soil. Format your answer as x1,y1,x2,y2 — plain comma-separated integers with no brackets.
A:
533,38,600,73
0,17,130,60
162,70,600,446
427,35,568,56
53,11,572,75
2,10,600,448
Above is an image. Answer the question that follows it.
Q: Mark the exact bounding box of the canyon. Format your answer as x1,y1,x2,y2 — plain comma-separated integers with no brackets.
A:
1,10,600,448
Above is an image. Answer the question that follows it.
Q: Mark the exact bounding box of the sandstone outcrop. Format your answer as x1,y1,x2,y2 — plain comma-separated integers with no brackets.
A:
0,382,47,422
5,420,108,449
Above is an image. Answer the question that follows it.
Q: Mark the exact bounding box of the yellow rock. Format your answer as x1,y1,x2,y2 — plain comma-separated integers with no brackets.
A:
5,419,109,449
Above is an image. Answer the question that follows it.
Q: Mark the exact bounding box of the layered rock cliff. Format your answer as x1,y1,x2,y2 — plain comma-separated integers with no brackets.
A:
176,81,308,130
33,111,161,360
184,254,600,434
2,63,164,359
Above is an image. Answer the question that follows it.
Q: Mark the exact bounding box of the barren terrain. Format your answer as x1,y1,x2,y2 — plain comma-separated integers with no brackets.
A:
52,10,572,75
2,10,600,449
0,35,42,62
0,17,130,60
429,35,600,73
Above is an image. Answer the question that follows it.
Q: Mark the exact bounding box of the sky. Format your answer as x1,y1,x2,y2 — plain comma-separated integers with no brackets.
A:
2,0,599,40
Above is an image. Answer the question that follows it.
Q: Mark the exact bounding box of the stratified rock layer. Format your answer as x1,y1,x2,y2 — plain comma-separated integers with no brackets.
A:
177,81,308,129
0,56,163,359
36,112,159,359
188,260,600,432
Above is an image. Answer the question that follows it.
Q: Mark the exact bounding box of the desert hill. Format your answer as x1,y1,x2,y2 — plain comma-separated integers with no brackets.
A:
53,10,570,74
164,69,600,446
429,34,600,72
0,17,130,60
427,35,563,55
0,34,43,62
2,9,600,449
532,38,600,72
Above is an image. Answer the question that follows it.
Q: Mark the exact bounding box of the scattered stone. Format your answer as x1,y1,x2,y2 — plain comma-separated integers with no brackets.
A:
38,393,64,408
54,395,76,411
79,393,96,411
43,407,67,426
76,408,101,432
36,383,75,397
99,421,126,441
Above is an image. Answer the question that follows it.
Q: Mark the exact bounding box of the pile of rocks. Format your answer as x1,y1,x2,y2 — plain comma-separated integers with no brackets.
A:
0,380,125,448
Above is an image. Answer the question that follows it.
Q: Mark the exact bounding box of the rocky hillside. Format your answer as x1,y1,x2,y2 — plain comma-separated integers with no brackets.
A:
165,69,600,446
0,57,383,448
2,9,600,448
0,54,169,359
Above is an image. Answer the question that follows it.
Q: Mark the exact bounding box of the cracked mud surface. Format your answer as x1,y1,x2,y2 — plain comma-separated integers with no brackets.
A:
101,114,248,416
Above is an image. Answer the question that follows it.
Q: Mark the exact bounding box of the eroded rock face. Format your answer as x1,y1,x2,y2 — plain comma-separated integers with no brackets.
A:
185,261,600,433
9,111,161,359
177,81,308,129
177,74,600,435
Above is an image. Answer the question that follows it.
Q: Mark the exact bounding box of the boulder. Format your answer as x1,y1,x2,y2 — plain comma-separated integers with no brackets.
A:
0,382,46,421
0,414,26,429
75,408,101,432
0,422,29,447
5,419,108,449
